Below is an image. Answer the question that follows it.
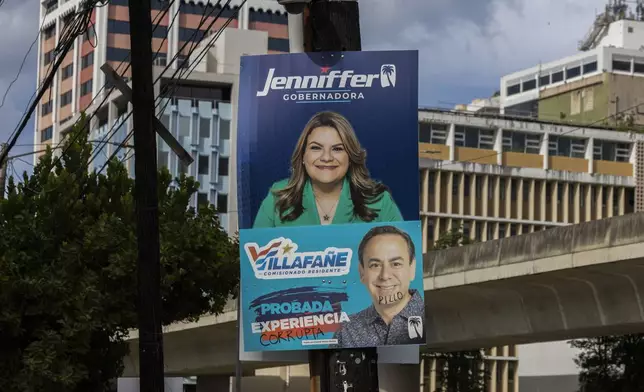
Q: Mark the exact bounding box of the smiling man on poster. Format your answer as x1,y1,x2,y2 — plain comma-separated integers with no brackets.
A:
331,225,424,348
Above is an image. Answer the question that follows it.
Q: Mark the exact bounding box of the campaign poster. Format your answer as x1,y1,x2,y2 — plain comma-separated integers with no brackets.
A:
236,50,422,352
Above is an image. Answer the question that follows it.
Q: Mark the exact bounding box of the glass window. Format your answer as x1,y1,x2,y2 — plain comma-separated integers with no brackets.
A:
455,126,494,149
419,122,447,144
506,84,520,96
583,61,598,74
566,66,581,79
218,157,229,176
539,74,550,87
41,126,53,142
199,117,210,139
198,155,209,175
634,62,644,74
219,119,230,140
217,193,228,212
613,59,631,72
197,192,209,206
549,135,586,158
522,79,536,91
178,115,190,138
551,70,564,83
81,52,94,69
594,140,631,162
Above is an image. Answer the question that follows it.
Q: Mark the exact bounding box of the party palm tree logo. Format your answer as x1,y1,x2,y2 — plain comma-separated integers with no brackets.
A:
408,316,423,339
380,64,396,88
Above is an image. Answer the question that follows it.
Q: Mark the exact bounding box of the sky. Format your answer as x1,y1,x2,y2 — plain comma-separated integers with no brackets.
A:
0,0,609,178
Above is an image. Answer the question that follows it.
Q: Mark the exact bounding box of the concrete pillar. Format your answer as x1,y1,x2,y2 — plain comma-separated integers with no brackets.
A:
517,179,524,220
563,183,570,223
551,181,558,222
607,186,615,218
539,181,547,222
482,175,490,217
422,169,429,213
528,179,535,221
429,358,437,392
505,177,512,219
458,173,465,215
585,185,592,221
470,174,477,216
596,185,604,219
619,187,626,215
574,183,581,224
422,216,428,253
378,363,421,392
435,171,442,213
447,172,454,214
433,217,441,243
493,176,500,218
197,375,230,392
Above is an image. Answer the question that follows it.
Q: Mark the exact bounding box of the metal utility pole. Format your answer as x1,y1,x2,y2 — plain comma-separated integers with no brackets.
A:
128,0,165,391
0,143,7,200
282,1,378,391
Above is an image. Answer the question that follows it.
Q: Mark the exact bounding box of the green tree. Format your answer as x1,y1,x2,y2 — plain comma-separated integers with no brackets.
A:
570,334,644,392
427,225,486,392
0,117,239,391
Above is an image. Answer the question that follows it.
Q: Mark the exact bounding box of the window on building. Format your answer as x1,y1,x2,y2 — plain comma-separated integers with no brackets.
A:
178,115,191,138
593,140,631,162
45,0,58,14
419,122,448,144
613,59,631,72
41,126,53,142
522,79,536,92
487,224,494,240
452,174,459,195
43,50,55,66
498,224,506,238
634,62,644,74
464,174,471,197
502,130,541,154
462,221,470,239
217,193,228,213
153,53,167,67
454,125,495,149
548,135,586,158
80,79,93,96
158,150,169,168
179,27,207,42
84,26,96,43
44,25,55,40
219,119,230,140
199,117,210,139
178,160,189,175
61,64,73,80
198,155,209,175
177,55,189,69
506,83,520,96
523,182,530,200
539,74,550,87
551,70,564,83
583,61,598,74
59,90,72,107
268,37,290,53
197,192,208,206
218,157,229,176
41,101,53,116
566,66,581,79
500,178,506,200
81,52,94,69
511,180,517,200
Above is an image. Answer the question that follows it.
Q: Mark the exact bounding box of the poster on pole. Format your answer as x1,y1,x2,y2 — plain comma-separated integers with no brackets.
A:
237,50,423,352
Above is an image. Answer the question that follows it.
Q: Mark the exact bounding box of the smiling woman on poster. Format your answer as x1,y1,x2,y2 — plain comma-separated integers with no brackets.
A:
252,111,402,228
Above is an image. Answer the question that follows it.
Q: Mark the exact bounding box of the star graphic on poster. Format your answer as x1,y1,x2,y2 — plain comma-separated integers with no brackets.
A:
282,242,294,254
320,66,331,73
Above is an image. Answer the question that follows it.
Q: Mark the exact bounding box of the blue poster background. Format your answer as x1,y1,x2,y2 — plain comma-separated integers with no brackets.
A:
240,220,424,352
236,50,420,230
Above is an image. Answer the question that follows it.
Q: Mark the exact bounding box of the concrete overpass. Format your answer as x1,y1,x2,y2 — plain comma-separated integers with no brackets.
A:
122,212,644,376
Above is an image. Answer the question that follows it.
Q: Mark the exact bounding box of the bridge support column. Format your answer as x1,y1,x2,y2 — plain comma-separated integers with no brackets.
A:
377,363,421,392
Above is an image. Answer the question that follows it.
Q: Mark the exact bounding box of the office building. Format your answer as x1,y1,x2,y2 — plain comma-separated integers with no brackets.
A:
35,0,288,233
500,0,644,126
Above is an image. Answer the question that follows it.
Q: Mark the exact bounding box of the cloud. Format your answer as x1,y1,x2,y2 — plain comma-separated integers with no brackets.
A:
0,0,40,177
361,0,608,106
